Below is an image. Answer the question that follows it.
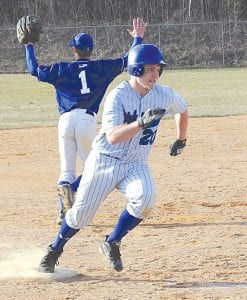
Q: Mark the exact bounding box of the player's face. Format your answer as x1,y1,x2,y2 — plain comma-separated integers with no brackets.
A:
138,64,161,91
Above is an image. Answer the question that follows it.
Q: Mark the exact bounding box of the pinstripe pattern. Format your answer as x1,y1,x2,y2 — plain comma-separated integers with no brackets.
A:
93,81,186,161
66,81,187,228
66,151,156,228
118,161,156,218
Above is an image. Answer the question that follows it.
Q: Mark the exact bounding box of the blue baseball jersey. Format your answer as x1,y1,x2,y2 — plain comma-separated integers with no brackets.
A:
25,37,142,114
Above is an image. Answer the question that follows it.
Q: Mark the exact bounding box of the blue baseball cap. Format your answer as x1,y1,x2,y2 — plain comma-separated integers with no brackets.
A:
69,33,94,51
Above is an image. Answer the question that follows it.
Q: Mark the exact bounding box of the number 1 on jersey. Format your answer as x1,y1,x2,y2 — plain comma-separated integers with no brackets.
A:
79,70,90,94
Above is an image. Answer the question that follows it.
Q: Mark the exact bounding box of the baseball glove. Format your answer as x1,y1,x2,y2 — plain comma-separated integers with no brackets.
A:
16,15,42,44
138,108,166,129
170,139,186,156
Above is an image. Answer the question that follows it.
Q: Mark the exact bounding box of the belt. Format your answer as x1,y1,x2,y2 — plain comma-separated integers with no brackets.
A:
85,109,95,117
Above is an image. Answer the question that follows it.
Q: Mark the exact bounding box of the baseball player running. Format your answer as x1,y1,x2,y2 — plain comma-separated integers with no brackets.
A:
39,43,189,273
24,18,147,224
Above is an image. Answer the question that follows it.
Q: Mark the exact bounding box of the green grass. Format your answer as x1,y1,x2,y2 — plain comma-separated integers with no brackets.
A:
0,74,58,129
0,68,246,129
161,68,247,117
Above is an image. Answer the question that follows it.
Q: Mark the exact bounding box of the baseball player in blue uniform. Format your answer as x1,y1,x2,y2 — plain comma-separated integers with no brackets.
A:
24,18,147,224
39,43,189,273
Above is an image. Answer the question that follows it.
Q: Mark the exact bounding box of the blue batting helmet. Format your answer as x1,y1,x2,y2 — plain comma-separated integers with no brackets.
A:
127,44,166,77
69,33,94,51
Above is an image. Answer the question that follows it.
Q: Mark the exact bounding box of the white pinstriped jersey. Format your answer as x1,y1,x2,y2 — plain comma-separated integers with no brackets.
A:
67,81,187,227
92,81,187,162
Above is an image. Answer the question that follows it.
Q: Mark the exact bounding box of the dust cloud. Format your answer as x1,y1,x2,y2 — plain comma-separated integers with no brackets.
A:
0,246,77,280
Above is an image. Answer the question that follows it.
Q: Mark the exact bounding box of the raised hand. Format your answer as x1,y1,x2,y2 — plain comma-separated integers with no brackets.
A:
127,17,148,38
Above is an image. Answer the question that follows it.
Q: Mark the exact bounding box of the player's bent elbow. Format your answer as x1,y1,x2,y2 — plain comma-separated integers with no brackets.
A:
106,134,118,144
105,129,120,144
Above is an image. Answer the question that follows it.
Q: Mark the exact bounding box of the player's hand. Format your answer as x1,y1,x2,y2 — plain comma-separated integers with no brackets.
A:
127,17,147,38
169,139,186,156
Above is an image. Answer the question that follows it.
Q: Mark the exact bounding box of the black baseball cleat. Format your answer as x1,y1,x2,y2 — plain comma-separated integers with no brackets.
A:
99,236,123,272
39,245,62,273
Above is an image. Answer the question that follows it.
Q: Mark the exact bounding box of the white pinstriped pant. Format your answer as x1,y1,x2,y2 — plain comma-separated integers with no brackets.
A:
66,150,156,229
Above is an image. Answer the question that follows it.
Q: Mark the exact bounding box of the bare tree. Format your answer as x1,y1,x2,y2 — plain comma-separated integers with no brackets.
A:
0,0,246,27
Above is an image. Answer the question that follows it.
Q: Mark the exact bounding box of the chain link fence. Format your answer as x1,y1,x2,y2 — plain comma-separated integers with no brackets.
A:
0,21,246,73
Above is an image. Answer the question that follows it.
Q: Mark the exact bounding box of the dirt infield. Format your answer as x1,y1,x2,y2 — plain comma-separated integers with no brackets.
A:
0,116,246,300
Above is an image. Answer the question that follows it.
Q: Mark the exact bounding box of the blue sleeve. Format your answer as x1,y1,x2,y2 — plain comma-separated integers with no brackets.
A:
123,36,142,67
25,44,62,84
25,44,39,77
37,64,61,84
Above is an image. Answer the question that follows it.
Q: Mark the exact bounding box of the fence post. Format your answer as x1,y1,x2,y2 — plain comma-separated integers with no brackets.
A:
220,21,225,67
158,24,161,48
94,26,97,56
